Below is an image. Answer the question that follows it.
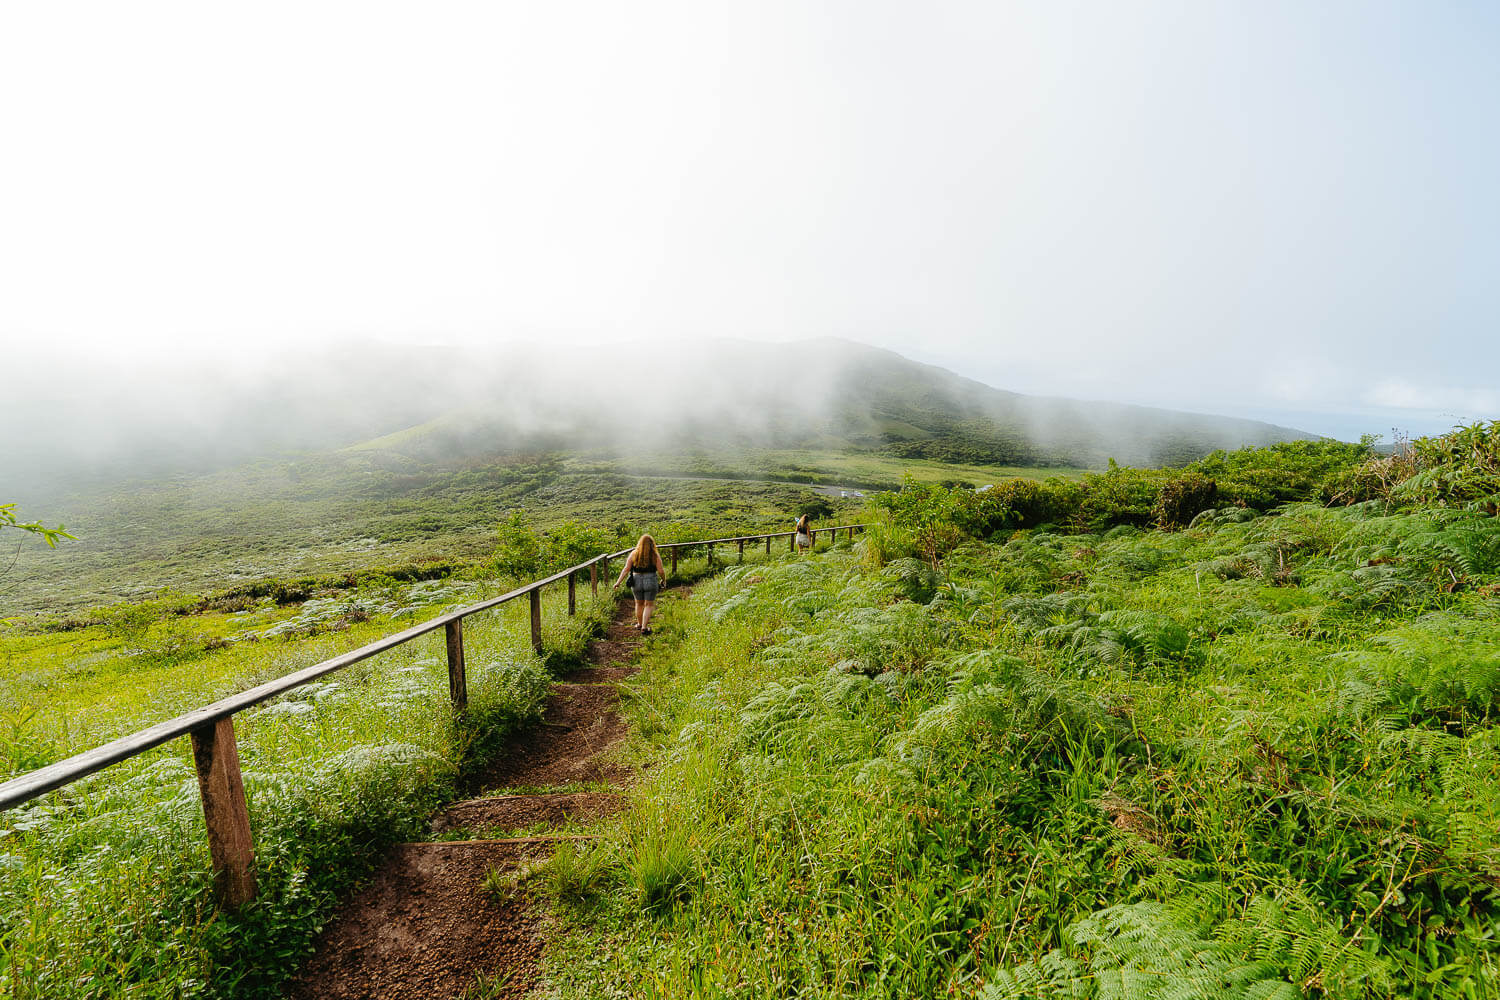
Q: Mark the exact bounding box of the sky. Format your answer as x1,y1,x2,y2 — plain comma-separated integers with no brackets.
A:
2,0,1496,442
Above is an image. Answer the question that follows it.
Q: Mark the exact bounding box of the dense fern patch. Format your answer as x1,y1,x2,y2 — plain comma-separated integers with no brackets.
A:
543,429,1500,999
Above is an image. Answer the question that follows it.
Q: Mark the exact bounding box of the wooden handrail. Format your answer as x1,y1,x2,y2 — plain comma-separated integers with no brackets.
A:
0,521,866,906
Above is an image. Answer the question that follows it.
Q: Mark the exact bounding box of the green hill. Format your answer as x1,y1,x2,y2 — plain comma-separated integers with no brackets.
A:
1,339,1318,614
333,338,1316,471
808,339,1313,467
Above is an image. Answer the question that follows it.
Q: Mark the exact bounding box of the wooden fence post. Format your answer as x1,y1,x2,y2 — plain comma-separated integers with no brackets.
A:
190,717,256,909
766,536,772,555
790,532,796,552
590,561,598,597
706,544,713,568
445,619,467,714
529,589,543,653
671,548,678,574
738,539,744,563
568,572,576,616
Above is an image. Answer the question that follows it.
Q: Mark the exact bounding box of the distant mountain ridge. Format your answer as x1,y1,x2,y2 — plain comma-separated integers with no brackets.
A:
341,338,1317,470
801,339,1315,467
6,337,1318,501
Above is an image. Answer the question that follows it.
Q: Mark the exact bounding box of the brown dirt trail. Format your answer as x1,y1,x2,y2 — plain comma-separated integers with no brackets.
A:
286,600,645,1000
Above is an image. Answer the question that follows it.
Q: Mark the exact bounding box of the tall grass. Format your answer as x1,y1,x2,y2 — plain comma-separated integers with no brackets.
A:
0,577,612,999
541,475,1500,997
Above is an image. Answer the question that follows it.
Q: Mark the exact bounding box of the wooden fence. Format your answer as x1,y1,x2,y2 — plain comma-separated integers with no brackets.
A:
0,523,866,907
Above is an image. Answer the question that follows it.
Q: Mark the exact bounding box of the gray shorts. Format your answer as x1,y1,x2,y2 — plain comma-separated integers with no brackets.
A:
630,570,660,601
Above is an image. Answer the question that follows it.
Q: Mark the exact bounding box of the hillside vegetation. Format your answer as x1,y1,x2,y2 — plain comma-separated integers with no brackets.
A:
310,340,1313,472
540,424,1500,999
4,339,1310,616
0,461,870,615
4,416,1434,998
0,473,843,998
0,572,611,998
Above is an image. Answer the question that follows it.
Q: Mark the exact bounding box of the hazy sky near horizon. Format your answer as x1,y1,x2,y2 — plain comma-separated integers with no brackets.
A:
2,1,1496,441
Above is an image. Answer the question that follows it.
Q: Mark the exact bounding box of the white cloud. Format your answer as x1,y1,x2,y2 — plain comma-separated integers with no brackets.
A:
1364,380,1500,418
2,1,1496,437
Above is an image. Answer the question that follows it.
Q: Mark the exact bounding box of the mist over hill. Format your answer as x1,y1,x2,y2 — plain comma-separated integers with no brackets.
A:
2,336,1318,613
4,337,1315,504
797,341,1314,468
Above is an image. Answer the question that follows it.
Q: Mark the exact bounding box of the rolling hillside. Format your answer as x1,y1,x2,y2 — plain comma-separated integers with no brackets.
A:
327,338,1316,471
806,339,1313,467
2,338,1317,614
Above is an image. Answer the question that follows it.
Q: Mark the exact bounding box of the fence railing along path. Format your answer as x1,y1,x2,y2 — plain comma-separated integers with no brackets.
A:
0,523,867,907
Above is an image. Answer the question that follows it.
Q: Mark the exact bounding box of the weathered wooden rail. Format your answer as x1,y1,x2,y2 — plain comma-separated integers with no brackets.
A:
0,523,866,907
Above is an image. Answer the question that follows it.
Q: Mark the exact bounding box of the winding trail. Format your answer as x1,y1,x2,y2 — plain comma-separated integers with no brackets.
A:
286,599,645,1000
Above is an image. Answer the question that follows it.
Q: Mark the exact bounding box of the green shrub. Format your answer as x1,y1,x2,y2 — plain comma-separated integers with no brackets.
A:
492,511,545,578
1189,438,1371,508
538,840,617,907
1151,472,1218,528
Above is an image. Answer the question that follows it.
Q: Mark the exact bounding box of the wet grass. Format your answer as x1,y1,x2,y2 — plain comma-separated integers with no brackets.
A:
0,545,799,998
0,573,610,999
539,510,1500,999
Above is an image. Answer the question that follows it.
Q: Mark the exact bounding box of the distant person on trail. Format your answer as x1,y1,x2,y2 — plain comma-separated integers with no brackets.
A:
794,514,813,553
614,533,667,634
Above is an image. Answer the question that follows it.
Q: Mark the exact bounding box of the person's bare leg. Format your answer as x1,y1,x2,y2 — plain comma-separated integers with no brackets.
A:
633,597,643,628
641,600,656,631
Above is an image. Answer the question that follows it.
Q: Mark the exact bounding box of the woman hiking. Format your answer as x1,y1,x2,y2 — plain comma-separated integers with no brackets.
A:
794,513,813,553
614,533,667,634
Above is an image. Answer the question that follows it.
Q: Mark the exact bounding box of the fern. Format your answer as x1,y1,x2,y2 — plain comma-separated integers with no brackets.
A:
982,890,1389,1000
1398,514,1500,581
881,556,941,603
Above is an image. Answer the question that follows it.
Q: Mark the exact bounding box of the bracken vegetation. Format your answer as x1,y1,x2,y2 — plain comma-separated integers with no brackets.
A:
6,422,1499,998
539,424,1500,999
0,491,821,999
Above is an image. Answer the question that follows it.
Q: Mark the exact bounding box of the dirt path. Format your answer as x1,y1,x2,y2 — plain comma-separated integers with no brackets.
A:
286,600,644,1000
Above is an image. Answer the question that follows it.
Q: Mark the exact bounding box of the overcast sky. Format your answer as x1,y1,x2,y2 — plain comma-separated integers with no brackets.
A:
2,1,1496,441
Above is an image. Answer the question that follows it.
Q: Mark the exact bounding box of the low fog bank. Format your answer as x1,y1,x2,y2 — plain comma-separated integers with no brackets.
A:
3,336,1323,505
2,338,847,502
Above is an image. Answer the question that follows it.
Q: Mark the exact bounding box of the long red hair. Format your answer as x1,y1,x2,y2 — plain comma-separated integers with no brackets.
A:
630,534,660,570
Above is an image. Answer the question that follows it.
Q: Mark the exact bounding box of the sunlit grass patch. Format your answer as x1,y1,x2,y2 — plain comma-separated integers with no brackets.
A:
0,584,614,1000
542,498,1500,999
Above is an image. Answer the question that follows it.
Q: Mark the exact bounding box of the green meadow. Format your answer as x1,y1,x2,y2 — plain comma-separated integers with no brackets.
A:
5,424,1500,998
1,570,611,998
534,430,1500,999
2,447,1047,616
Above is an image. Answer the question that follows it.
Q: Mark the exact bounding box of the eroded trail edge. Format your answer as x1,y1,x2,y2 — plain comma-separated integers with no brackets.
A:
287,600,645,1000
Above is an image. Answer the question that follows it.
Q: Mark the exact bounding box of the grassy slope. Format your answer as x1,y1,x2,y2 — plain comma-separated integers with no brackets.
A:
2,445,1061,615
0,566,618,999
566,446,1081,491
5,336,1317,617
0,542,803,1000
539,510,1500,999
